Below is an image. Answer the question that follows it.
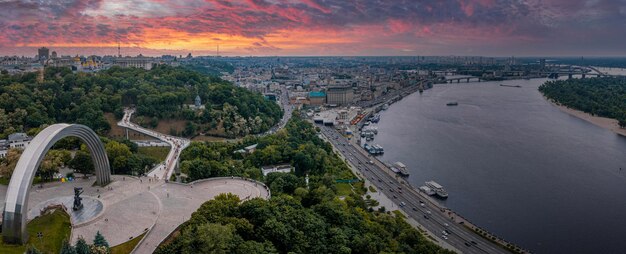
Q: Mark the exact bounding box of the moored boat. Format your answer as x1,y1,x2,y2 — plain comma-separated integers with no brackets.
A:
425,181,448,199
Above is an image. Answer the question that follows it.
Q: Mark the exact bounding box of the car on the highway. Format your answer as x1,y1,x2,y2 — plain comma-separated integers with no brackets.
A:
420,203,425,207
442,235,448,240
464,242,471,247
426,210,432,215
393,195,397,199
412,207,417,211
400,202,406,207
471,240,478,245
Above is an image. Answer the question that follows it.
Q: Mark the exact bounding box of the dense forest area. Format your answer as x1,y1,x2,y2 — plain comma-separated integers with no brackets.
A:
539,77,626,127
157,115,452,254
0,65,281,139
178,113,352,185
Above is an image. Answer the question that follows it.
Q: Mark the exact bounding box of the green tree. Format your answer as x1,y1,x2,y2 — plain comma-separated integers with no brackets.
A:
105,141,132,160
0,148,22,178
75,237,90,254
69,150,94,177
180,223,235,254
183,121,197,137
38,150,68,181
105,141,132,174
26,245,43,254
93,231,110,249
60,239,77,254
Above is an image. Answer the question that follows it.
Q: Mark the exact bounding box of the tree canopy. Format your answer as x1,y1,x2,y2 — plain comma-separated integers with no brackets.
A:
0,65,281,138
159,114,452,254
179,112,351,183
539,77,626,128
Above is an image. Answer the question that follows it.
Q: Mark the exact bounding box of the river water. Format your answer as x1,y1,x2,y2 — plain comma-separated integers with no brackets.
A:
373,78,626,254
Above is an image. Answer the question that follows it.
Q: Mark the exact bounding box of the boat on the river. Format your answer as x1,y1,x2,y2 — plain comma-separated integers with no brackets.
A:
500,84,522,88
393,161,410,177
446,102,458,106
425,181,448,199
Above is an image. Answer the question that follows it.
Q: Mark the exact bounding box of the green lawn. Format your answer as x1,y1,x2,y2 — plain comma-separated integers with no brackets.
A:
335,183,353,196
137,146,171,162
111,232,146,254
0,209,71,254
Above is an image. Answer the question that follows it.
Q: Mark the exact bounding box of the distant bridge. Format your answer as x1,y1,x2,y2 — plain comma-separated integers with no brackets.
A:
443,76,483,83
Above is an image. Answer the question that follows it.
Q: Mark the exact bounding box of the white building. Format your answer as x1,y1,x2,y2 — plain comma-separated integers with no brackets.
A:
261,164,293,176
113,56,155,70
0,139,8,158
8,133,31,149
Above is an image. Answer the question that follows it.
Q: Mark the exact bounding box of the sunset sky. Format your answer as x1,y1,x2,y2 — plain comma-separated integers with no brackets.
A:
1,0,625,57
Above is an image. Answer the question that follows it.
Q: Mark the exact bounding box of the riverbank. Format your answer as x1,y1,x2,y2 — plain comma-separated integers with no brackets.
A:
546,98,626,137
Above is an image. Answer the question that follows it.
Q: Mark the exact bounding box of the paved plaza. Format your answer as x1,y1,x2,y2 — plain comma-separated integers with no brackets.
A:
0,175,270,254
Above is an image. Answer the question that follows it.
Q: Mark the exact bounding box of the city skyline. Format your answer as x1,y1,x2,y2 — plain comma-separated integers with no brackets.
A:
1,0,625,57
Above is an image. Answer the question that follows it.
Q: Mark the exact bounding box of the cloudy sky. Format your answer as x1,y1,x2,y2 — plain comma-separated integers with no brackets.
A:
0,0,625,56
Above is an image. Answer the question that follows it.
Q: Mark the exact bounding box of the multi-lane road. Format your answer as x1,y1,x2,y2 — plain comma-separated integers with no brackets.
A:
319,125,510,254
263,86,293,136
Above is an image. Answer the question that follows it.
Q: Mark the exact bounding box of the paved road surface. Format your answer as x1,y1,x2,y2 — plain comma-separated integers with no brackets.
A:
320,125,510,254
263,86,293,136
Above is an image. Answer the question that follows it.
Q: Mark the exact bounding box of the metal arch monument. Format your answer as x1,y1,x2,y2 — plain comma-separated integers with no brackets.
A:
2,124,111,244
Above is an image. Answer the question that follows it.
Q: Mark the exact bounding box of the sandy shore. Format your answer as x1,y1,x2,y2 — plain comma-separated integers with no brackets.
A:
547,99,626,137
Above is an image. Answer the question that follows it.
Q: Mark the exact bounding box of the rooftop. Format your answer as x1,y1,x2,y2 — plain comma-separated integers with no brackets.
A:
309,91,326,97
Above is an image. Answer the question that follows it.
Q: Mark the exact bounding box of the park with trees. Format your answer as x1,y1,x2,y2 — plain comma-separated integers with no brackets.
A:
539,77,626,128
0,65,281,139
157,114,452,254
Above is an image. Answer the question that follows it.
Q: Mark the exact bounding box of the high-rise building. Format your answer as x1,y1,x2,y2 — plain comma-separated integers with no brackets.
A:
326,85,353,105
38,47,49,60
51,51,57,59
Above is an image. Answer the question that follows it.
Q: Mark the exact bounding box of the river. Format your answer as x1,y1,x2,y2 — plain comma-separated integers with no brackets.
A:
372,78,626,253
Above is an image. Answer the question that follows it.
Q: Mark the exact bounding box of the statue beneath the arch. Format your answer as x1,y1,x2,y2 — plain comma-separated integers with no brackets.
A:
73,187,84,211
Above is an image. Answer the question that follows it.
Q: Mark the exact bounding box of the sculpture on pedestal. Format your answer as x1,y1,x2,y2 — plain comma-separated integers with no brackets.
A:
73,187,84,211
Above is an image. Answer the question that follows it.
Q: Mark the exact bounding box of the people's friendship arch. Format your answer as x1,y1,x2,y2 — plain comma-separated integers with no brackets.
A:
2,124,111,244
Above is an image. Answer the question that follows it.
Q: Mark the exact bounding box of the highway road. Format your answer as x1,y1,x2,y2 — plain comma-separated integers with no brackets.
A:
320,125,510,254
263,86,293,136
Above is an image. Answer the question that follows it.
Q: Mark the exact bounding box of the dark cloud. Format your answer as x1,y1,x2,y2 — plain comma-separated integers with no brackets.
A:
0,0,625,55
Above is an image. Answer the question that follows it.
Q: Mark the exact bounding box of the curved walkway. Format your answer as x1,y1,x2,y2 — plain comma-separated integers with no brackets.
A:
118,108,190,180
133,178,270,254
